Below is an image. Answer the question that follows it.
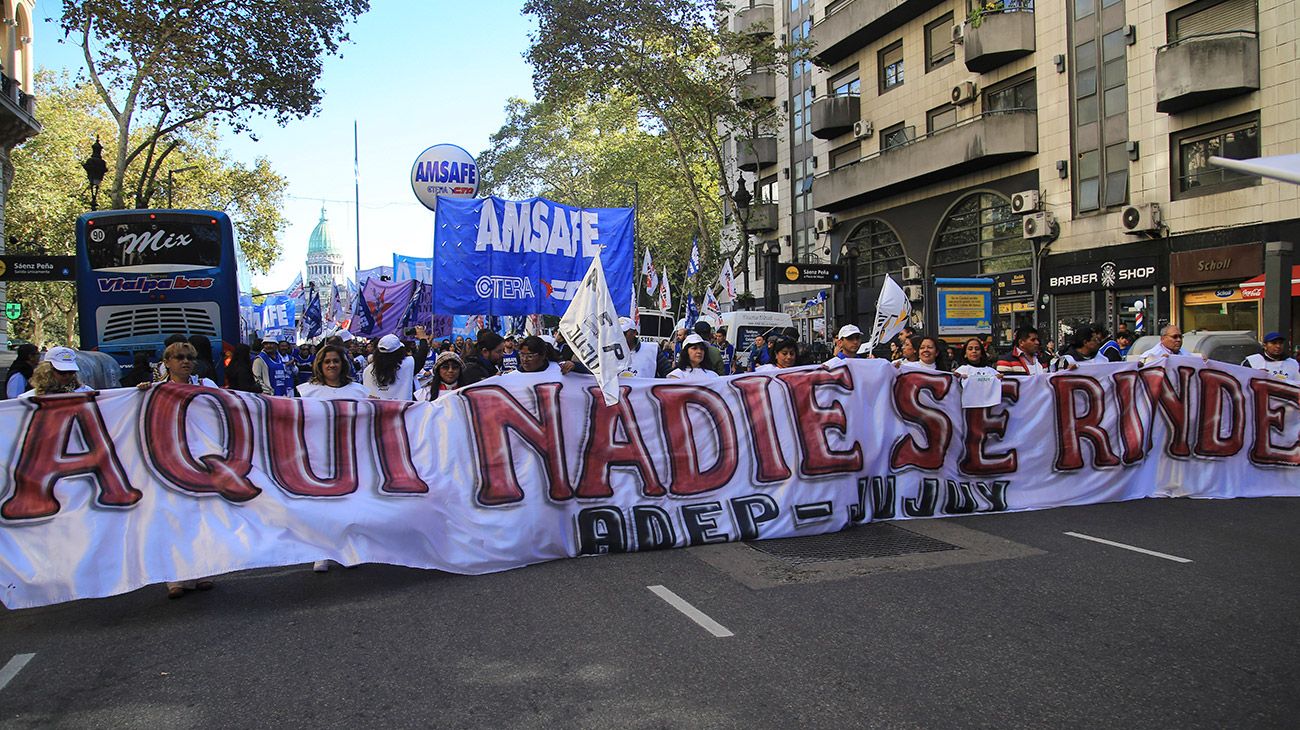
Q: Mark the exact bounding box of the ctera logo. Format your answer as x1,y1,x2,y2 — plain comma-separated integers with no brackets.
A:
97,274,215,293
475,275,536,300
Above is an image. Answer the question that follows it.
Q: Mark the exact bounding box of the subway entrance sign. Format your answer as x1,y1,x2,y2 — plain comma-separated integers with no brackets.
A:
781,263,844,284
0,255,77,282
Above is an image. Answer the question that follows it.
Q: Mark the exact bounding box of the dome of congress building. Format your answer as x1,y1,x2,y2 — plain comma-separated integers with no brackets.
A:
305,206,344,290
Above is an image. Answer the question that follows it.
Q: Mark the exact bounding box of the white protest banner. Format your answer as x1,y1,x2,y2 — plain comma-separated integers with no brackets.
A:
658,266,672,312
559,249,628,406
1,356,1297,609
866,274,911,349
718,260,737,301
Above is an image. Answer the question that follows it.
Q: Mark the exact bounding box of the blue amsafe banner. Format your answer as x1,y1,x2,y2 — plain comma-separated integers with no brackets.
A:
433,196,634,316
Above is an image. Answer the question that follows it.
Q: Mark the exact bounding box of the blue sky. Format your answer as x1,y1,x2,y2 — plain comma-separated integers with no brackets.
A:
35,2,537,291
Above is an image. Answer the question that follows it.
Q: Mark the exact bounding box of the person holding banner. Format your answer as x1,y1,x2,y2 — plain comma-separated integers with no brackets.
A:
21,348,95,397
419,351,466,401
1244,332,1299,382
893,336,945,371
363,334,416,401
953,337,1003,409
620,318,660,378
253,339,295,396
462,331,506,386
755,338,799,372
825,325,863,364
667,334,719,381
996,326,1047,376
507,336,564,377
299,345,371,401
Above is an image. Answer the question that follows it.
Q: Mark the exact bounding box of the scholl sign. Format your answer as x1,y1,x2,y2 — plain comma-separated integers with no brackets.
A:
410,143,479,211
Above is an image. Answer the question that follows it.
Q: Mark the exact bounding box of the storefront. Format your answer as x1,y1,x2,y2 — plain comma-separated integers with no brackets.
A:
1170,243,1263,334
994,271,1034,344
1042,243,1167,342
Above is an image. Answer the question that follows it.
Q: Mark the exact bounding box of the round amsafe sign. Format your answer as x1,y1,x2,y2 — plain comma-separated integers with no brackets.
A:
410,144,479,211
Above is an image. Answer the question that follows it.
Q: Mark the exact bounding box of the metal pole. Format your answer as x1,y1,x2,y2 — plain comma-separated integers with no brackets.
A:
354,120,361,284
167,169,174,209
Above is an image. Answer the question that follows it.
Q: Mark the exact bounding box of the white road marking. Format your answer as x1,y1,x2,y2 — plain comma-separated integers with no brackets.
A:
647,585,734,638
1064,532,1193,563
0,653,35,692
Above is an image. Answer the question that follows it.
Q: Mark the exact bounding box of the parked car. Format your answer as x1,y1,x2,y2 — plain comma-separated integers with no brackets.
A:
1127,330,1262,365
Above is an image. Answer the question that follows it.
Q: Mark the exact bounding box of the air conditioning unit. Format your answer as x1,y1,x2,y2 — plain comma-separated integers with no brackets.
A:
1022,211,1056,240
951,23,964,44
1011,190,1040,214
1122,203,1162,234
853,120,873,139
901,265,922,281
951,81,977,105
903,284,923,301
815,215,838,234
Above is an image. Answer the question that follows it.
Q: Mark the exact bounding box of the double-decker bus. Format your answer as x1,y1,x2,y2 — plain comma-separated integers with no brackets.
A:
75,209,255,377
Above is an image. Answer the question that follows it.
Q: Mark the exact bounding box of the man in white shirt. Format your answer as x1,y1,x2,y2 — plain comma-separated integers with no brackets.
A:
619,317,660,378
1243,332,1299,382
825,324,862,364
1138,325,1185,366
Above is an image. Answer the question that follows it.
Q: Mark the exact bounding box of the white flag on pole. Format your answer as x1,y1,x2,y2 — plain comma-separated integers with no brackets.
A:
641,249,659,295
866,274,912,350
718,259,737,301
658,266,672,312
560,250,629,406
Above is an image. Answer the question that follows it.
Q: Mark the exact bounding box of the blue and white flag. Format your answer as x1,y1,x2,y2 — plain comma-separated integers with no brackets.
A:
350,286,377,337
259,295,297,341
685,295,699,329
433,196,634,317
302,290,323,340
686,237,701,279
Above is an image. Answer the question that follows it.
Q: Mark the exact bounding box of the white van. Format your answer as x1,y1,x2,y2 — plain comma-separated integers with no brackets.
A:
721,310,794,369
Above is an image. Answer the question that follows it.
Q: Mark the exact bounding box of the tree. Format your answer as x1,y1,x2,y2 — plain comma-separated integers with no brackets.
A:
59,0,369,210
522,0,798,286
4,73,289,346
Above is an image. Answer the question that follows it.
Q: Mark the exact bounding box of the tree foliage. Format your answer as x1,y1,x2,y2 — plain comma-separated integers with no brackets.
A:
59,0,368,209
521,0,796,287
5,72,289,346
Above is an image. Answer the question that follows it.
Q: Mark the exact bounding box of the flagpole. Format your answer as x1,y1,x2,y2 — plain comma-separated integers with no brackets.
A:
353,120,361,287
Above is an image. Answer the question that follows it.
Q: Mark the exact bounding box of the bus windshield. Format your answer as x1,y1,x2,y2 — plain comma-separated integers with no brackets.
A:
86,218,223,272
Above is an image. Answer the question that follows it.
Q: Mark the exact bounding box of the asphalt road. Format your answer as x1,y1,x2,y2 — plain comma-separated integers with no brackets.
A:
2,497,1297,729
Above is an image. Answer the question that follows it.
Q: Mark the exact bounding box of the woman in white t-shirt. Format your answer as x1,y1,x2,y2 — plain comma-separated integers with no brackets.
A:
363,334,416,400
952,337,1003,409
667,334,719,381
298,345,371,401
755,337,799,372
894,336,944,371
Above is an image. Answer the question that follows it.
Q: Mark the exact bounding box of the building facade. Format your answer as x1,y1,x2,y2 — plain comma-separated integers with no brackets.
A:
723,0,1297,349
305,206,346,294
0,0,40,349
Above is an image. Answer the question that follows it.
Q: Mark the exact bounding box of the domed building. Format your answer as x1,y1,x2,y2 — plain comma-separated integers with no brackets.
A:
305,206,345,291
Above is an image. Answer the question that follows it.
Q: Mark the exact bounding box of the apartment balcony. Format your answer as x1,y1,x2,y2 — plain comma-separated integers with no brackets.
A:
963,10,1035,73
733,3,775,37
811,95,860,139
0,72,40,145
1155,32,1259,114
738,137,778,171
739,69,778,106
813,109,1037,212
809,0,946,65
744,203,779,233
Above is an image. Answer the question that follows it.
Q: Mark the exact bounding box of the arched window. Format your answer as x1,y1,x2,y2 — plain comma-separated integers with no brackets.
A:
931,192,1029,276
15,3,31,91
845,218,905,291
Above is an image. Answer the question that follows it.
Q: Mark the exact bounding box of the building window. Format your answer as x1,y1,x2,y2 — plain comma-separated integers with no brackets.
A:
983,73,1037,112
925,13,955,72
831,141,861,169
1172,114,1261,198
1169,0,1256,41
846,219,905,292
758,175,779,204
830,66,860,96
880,122,913,152
1070,0,1129,214
932,192,1030,276
926,104,957,134
879,40,904,93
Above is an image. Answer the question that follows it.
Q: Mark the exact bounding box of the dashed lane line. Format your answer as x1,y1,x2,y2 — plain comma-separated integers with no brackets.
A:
647,585,734,638
1065,531,1193,563
0,653,34,692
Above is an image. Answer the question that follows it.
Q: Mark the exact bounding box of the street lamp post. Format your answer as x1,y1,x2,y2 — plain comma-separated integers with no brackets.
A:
842,243,860,327
732,173,752,306
167,165,201,208
764,240,781,313
81,136,108,211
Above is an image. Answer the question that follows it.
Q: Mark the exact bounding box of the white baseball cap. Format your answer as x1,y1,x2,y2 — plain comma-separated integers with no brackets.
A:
43,346,80,372
683,333,706,346
619,317,637,332
837,324,862,340
377,334,404,353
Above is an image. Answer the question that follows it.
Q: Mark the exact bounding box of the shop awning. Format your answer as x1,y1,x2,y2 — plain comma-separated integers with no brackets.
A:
1210,154,1300,185
1239,265,1300,300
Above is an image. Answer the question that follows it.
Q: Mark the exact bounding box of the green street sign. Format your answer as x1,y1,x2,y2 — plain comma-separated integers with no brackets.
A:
4,301,20,320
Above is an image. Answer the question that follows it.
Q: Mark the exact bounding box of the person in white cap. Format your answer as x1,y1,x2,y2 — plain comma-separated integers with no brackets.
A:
620,317,661,378
825,324,862,364
363,333,415,400
21,347,94,396
253,338,295,396
667,333,719,381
